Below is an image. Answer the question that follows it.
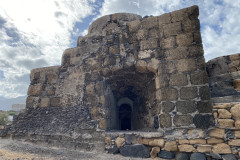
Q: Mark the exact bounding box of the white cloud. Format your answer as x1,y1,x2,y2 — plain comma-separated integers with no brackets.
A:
0,0,96,100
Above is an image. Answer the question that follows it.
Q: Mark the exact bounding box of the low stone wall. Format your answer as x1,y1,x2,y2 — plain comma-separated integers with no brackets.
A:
105,103,240,159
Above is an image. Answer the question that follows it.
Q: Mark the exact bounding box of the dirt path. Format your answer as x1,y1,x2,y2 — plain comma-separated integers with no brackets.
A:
0,138,149,160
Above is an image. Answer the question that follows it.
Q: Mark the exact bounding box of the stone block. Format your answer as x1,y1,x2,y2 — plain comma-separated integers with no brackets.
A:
165,47,188,60
176,33,193,47
190,152,207,160
158,150,175,159
85,83,95,95
213,103,231,109
178,139,189,144
218,119,234,128
136,60,148,73
162,102,175,113
99,119,107,130
127,19,140,32
197,145,212,153
190,71,209,85
40,97,50,108
136,29,147,40
193,31,202,44
183,19,200,33
173,115,193,127
193,114,214,129
218,109,232,119
209,128,225,139
199,86,211,100
158,13,171,26
150,147,160,158
176,58,196,72
163,22,182,36
160,36,175,49
212,143,231,154
187,5,199,20
176,101,196,114
213,112,218,119
138,50,151,59
141,16,158,29
148,28,159,39
148,138,165,147
189,139,206,145
90,107,102,120
171,8,188,22
178,144,195,152
164,141,178,151
235,120,240,129
175,152,190,160
103,56,116,66
166,61,176,73
140,39,158,50
109,45,119,54
207,138,224,144
230,104,240,120
138,138,151,145
180,87,198,100
147,58,160,73
50,97,60,107
47,73,58,84
197,101,212,113
27,85,42,96
228,139,240,146
115,136,125,148
169,73,188,86
235,131,240,138
233,79,240,91
222,154,238,160
159,113,172,128
119,144,150,158
187,129,205,138
156,87,178,101
155,75,168,89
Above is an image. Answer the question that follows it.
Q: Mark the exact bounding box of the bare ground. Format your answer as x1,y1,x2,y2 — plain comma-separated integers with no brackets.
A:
0,138,152,160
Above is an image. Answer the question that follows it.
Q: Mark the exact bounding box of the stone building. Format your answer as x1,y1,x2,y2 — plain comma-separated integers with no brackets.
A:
1,5,240,159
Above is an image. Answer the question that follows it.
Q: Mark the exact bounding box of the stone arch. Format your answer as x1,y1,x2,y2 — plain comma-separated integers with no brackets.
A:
102,66,157,130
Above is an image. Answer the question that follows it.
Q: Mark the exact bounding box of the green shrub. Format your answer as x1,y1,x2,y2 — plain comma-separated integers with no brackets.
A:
8,110,15,116
0,112,8,125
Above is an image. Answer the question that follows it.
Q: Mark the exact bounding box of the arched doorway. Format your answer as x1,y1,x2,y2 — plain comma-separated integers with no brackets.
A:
119,104,132,130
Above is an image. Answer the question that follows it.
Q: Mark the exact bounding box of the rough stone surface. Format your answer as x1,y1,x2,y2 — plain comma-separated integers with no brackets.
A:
230,104,240,120
150,147,160,158
178,145,195,152
212,143,231,154
164,141,178,151
218,119,234,128
222,154,237,160
218,109,232,119
175,152,190,160
119,144,150,158
158,150,175,159
193,114,214,129
197,145,212,153
190,152,206,160
209,128,225,138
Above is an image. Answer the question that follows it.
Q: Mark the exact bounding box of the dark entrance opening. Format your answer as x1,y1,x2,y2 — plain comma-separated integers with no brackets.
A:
119,104,132,130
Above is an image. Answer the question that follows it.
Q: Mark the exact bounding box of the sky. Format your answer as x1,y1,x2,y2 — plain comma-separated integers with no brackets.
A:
0,0,240,110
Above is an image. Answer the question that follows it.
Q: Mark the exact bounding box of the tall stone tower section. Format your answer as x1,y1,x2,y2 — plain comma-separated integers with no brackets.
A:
2,6,212,142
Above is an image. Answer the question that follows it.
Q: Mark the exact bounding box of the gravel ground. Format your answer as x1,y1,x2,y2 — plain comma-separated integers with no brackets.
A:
0,138,152,160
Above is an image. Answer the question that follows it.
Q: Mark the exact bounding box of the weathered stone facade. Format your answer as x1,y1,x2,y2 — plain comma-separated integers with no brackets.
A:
1,5,240,159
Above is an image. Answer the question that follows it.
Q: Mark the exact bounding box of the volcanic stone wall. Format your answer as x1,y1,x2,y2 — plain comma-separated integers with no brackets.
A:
23,5,212,132
207,53,240,98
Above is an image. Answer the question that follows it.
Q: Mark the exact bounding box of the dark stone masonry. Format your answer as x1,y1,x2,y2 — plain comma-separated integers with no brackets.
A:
1,5,240,159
